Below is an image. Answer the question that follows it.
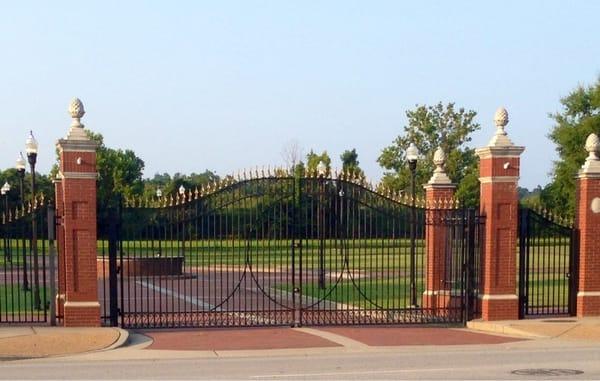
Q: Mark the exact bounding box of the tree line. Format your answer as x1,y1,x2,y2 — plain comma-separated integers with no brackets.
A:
1,77,598,217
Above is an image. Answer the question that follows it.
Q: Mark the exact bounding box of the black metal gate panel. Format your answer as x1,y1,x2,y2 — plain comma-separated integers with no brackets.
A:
0,198,54,324
99,174,482,328
518,207,579,318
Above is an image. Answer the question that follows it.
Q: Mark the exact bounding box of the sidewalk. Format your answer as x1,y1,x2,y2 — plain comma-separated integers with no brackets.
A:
468,317,600,342
139,326,524,352
3,318,600,361
0,327,128,359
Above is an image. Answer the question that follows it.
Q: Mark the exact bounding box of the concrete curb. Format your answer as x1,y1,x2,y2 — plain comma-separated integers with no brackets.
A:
102,328,130,351
466,320,549,339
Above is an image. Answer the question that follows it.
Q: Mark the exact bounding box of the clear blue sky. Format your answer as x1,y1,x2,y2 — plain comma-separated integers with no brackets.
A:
1,1,598,189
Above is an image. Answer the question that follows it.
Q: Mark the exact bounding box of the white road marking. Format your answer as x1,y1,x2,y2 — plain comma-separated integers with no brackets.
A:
135,279,279,324
250,367,468,379
136,280,220,311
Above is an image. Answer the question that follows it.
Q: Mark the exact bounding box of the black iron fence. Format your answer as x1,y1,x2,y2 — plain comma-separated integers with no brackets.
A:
99,173,483,329
518,207,578,318
0,196,55,324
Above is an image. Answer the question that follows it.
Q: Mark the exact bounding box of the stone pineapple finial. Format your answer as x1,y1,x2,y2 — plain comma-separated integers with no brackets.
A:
427,146,451,185
66,97,89,140
488,106,514,147
584,133,599,161
433,146,447,173
580,133,600,175
69,98,85,127
494,107,509,135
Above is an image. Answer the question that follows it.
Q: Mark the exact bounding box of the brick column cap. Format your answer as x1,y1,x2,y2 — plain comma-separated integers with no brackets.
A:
423,183,456,190
475,145,525,159
56,138,98,152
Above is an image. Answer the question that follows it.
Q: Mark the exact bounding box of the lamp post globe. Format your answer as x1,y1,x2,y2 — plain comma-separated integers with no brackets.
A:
406,142,419,165
16,153,26,172
317,161,327,178
25,131,38,163
1,182,10,195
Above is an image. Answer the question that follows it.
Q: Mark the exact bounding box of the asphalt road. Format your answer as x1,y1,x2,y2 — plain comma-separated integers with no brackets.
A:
1,339,599,380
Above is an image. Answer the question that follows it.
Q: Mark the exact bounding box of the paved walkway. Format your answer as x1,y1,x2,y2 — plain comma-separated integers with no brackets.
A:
468,316,600,342
0,327,126,359
139,326,523,351
2,317,600,360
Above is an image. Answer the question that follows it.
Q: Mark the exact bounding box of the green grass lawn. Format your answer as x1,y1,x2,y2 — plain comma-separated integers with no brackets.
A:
0,239,50,267
101,238,429,270
523,277,569,307
0,285,48,314
278,277,426,309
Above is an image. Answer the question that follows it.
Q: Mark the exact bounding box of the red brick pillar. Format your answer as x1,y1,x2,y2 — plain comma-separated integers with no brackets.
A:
475,107,524,321
423,147,456,312
56,98,100,327
576,133,600,317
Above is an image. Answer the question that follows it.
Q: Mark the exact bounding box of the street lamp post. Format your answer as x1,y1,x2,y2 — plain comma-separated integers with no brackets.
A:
1,182,11,262
16,153,29,290
317,161,327,290
178,185,185,256
25,131,41,310
156,188,163,257
406,142,419,308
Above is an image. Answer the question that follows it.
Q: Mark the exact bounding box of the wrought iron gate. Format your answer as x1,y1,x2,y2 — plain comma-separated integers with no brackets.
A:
0,197,55,324
518,207,579,318
99,173,482,328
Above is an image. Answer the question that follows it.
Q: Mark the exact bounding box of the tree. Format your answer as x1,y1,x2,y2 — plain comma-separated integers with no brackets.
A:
519,185,543,208
340,148,365,178
0,169,53,209
378,102,480,206
541,78,600,215
305,150,332,174
86,131,145,210
143,170,220,200
281,139,304,169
